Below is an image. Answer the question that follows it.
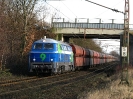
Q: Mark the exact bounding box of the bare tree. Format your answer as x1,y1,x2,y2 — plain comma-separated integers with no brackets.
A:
0,0,57,72
0,0,40,68
13,0,38,56
110,50,120,58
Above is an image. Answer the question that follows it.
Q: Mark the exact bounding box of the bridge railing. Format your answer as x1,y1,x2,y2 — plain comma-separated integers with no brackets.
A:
52,22,125,30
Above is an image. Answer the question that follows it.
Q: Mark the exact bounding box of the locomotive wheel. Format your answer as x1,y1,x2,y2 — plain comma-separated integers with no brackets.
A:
57,66,63,74
72,66,75,71
49,70,54,76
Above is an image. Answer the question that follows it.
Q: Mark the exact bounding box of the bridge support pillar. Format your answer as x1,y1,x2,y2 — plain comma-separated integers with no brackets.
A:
56,34,63,41
56,34,70,43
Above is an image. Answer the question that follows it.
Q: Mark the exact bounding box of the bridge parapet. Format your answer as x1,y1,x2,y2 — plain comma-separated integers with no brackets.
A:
52,22,124,30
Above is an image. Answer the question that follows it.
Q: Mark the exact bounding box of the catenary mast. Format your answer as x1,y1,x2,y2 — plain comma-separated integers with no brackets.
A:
121,0,129,85
85,0,130,84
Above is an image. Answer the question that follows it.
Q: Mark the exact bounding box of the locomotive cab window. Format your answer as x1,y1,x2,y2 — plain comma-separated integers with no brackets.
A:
33,43,43,49
44,43,53,49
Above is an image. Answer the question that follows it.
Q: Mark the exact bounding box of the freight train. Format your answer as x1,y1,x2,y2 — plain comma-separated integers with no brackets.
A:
29,37,118,75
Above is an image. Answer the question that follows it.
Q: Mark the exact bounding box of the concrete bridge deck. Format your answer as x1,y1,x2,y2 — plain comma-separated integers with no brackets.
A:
52,22,124,39
52,22,133,39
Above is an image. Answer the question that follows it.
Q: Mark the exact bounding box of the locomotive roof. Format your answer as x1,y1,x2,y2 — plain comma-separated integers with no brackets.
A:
34,38,69,45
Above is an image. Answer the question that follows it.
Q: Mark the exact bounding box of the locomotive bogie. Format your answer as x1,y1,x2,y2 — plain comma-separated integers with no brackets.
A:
29,62,54,73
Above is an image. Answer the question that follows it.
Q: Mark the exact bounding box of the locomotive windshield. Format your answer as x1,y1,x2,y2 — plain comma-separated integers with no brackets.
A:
33,43,54,50
33,43,43,49
44,43,53,49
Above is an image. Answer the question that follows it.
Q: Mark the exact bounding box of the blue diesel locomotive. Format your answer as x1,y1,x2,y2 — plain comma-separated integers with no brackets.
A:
29,37,74,74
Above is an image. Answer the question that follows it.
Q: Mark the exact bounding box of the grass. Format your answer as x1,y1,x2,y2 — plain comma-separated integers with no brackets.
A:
0,69,29,81
78,68,133,99
0,70,12,77
1,66,133,99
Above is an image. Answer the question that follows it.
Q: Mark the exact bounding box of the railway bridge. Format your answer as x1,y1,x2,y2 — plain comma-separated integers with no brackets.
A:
51,18,133,41
51,18,133,66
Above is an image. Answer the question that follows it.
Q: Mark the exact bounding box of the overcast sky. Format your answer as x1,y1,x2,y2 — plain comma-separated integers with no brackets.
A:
44,0,132,24
39,0,132,54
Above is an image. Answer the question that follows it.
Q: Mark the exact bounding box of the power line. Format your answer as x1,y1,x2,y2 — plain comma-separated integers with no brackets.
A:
61,1,77,18
85,0,124,14
45,2,97,47
45,1,74,21
45,2,95,48
47,0,122,54
90,0,124,22
45,1,93,46
45,1,88,44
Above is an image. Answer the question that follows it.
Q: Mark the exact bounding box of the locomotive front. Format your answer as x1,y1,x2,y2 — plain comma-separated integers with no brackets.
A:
29,38,74,75
29,38,60,74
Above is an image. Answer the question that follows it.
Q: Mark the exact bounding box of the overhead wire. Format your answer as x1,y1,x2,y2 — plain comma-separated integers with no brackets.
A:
44,0,89,46
84,1,124,26
44,0,84,40
84,0,124,51
68,0,124,43
60,1,77,18
45,1,74,22
44,0,95,47
45,0,123,53
95,39,120,51
85,0,124,14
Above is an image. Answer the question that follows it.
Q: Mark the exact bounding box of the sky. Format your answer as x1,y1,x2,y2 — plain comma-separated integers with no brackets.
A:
37,0,133,54
44,0,132,24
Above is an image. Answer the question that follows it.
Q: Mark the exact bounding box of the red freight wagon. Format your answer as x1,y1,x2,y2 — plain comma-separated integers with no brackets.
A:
101,53,105,64
103,54,105,64
93,51,98,66
99,53,103,64
83,49,90,66
97,52,100,65
75,57,84,67
89,50,94,67
105,54,107,63
70,44,84,69
70,44,84,57
106,55,110,62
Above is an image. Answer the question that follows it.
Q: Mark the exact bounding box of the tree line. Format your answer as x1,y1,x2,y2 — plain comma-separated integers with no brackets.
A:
0,0,111,74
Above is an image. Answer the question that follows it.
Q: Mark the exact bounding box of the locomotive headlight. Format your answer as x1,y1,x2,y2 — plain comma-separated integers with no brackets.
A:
33,58,36,62
51,59,53,61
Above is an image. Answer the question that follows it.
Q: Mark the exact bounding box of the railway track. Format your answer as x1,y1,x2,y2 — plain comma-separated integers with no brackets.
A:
0,71,87,97
0,76,37,86
0,71,82,87
0,62,119,99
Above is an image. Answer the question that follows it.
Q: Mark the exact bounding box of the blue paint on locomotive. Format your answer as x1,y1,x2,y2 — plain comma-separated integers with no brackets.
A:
29,38,74,74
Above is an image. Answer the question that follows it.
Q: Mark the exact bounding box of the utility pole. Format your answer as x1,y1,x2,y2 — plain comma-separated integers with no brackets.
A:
121,0,129,85
85,0,130,85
